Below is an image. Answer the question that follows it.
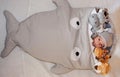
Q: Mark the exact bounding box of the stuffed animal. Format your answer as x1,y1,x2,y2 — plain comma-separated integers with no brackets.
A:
1,0,96,74
88,8,115,76
97,8,113,33
97,8,108,24
93,47,111,63
88,13,100,33
94,62,111,75
88,8,113,33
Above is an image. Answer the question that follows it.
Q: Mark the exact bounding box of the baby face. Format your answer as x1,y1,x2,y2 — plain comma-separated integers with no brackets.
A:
92,36,105,48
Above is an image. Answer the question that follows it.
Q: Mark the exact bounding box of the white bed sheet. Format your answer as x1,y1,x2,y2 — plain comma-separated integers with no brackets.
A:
0,0,120,77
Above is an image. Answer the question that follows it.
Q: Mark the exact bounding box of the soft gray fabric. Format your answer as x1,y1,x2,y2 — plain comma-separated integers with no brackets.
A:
1,0,94,74
89,14,100,33
99,32,113,48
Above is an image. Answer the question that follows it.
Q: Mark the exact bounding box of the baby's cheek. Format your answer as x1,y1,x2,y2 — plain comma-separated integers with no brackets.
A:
94,43,101,48
92,40,97,47
95,44,100,48
93,40,98,45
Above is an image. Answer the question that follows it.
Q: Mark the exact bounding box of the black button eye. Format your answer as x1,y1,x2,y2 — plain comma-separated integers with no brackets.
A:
75,51,79,56
76,21,79,25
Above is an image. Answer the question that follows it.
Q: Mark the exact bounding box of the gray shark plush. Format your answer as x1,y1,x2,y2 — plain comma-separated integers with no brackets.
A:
1,0,95,74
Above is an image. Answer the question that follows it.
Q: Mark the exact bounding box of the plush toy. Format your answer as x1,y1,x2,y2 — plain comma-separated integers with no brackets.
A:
88,8,113,33
1,0,96,74
93,47,111,63
97,8,113,33
94,62,111,75
88,13,100,33
88,8,115,75
97,8,108,24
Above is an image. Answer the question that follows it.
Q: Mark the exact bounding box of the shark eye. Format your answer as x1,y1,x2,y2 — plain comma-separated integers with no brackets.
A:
71,47,81,61
70,17,81,29
75,51,79,56
76,21,80,25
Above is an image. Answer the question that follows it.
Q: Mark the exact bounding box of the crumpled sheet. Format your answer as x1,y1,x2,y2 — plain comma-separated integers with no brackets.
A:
0,0,120,77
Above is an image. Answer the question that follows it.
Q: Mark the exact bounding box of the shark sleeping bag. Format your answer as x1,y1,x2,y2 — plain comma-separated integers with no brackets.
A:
0,0,115,75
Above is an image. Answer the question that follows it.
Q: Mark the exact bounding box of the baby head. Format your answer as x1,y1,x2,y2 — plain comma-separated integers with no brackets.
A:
92,32,113,48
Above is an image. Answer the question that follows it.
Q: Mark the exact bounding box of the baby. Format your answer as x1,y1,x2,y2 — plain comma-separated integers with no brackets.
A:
92,31,113,49
92,31,113,63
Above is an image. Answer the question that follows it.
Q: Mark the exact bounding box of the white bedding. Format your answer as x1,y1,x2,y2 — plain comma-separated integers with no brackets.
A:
0,0,120,77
